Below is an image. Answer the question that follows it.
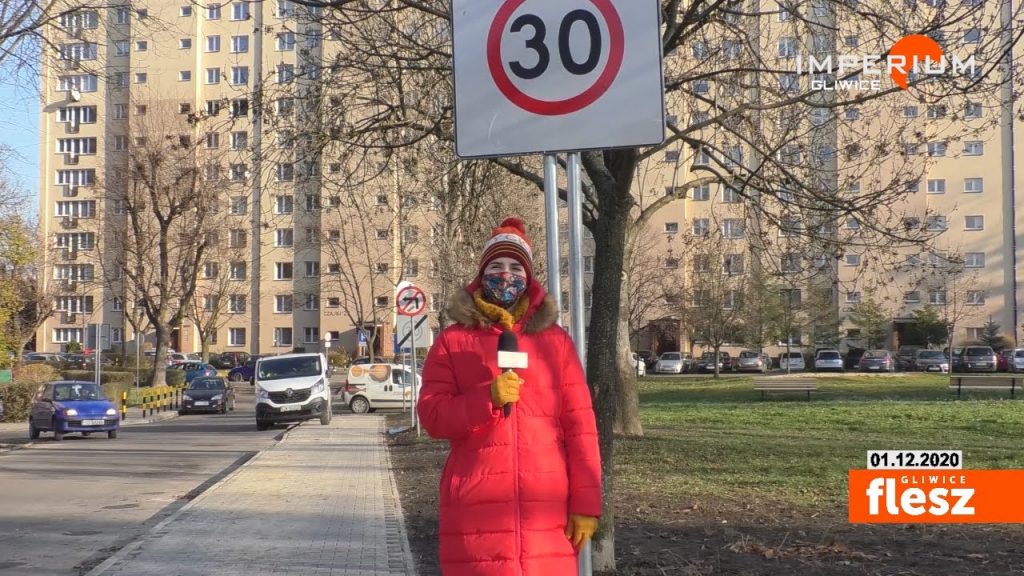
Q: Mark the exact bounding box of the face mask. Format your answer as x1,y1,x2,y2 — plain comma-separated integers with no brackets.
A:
481,272,527,307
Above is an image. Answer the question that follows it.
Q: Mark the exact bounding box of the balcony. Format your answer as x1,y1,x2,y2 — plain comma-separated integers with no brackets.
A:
61,217,79,229
61,311,78,324
65,152,79,165
62,249,78,261
65,120,80,134
62,185,79,197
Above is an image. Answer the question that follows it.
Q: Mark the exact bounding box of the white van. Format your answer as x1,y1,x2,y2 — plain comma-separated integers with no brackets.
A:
342,363,421,414
254,353,332,430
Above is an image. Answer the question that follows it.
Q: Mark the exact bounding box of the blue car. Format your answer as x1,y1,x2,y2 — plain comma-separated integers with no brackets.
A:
172,362,217,383
228,357,261,384
29,380,120,440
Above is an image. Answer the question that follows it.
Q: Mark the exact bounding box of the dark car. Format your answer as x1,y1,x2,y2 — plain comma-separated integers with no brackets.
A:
696,352,730,373
844,348,867,370
211,351,250,370
180,377,236,414
897,345,924,371
858,350,896,372
959,346,997,372
29,381,120,440
228,357,261,383
945,347,964,372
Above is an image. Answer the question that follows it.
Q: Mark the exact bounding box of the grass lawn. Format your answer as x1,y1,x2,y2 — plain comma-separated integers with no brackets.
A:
620,374,1024,510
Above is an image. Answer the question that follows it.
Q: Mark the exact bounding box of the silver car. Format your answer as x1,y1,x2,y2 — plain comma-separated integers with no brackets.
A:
1013,349,1024,372
914,349,949,373
813,350,844,372
735,350,768,373
655,352,684,374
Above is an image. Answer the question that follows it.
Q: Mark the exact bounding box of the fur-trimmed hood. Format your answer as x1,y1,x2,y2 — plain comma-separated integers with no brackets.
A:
446,280,559,334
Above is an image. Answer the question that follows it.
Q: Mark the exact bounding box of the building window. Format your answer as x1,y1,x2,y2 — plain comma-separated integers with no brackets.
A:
325,298,340,309
114,40,129,56
927,141,947,157
903,106,918,118
778,37,796,58
54,328,85,344
231,35,249,53
179,38,192,49
206,35,221,52
305,261,320,277
723,254,744,275
208,3,221,19
964,215,984,231
964,252,985,268
277,63,294,83
692,218,709,236
926,179,945,194
277,32,296,51
904,291,920,304
781,253,801,273
327,263,340,275
663,150,679,163
928,290,947,305
231,66,249,85
275,229,294,247
228,328,246,347
966,290,986,305
180,5,193,16
275,295,293,313
845,254,861,266
404,259,419,277
230,262,247,280
964,102,983,119
228,294,247,313
134,72,147,84
304,294,319,311
231,2,250,20
692,184,710,201
664,257,679,269
926,215,947,231
276,163,294,181
375,296,389,307
964,141,984,156
228,229,247,248
203,262,220,279
178,71,191,82
275,262,293,280
779,216,800,237
722,187,740,203
664,222,679,234
963,28,981,44
116,7,130,24
964,178,983,193
136,40,148,52
693,255,710,273
722,219,745,239
304,327,320,343
113,135,128,151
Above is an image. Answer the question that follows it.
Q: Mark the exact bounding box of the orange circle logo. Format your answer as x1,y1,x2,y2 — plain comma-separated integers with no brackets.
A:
369,364,391,382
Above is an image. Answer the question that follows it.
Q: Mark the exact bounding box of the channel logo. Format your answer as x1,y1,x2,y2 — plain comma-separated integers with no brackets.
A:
849,470,1024,523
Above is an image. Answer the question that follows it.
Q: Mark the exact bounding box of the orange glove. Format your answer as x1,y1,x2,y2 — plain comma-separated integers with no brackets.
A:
564,514,599,549
490,371,521,408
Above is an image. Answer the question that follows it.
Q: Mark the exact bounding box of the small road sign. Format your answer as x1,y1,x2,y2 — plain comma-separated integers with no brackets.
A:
452,0,665,157
396,285,426,316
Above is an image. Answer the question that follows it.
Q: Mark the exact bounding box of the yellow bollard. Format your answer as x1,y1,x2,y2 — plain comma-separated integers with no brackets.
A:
121,390,127,420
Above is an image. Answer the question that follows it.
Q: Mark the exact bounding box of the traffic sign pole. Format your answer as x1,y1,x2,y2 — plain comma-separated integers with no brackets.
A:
544,154,562,320
411,319,420,437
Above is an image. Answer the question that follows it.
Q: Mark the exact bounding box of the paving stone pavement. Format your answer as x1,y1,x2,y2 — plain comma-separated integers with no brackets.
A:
86,415,416,576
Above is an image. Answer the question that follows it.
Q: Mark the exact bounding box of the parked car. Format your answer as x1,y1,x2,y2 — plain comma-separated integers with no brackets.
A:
814,349,844,372
858,349,896,372
997,349,1013,372
958,346,997,373
637,350,655,369
179,377,236,414
945,347,964,372
61,354,92,370
655,352,685,374
171,362,217,383
735,350,769,373
1012,349,1024,372
144,350,182,366
914,349,949,373
897,345,924,371
29,381,120,440
25,353,64,364
630,352,646,377
209,351,250,370
0,397,4,421
778,351,805,372
228,357,261,383
696,352,730,373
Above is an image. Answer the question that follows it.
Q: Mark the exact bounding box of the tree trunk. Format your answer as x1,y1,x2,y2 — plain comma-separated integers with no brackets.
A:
614,277,643,436
149,325,169,387
713,344,721,378
201,336,211,363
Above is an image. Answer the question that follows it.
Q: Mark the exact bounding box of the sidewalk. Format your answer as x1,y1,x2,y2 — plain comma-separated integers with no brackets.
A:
0,405,179,450
85,415,416,576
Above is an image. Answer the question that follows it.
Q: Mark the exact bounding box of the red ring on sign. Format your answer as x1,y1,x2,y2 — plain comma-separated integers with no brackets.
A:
486,0,624,116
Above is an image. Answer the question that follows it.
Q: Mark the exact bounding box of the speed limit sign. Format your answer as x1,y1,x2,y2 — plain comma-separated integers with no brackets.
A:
452,0,664,158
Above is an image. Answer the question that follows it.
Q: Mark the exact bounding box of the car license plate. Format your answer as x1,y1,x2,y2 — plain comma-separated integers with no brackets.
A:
280,405,301,412
927,365,941,371
195,401,209,406
869,366,880,370
82,419,104,426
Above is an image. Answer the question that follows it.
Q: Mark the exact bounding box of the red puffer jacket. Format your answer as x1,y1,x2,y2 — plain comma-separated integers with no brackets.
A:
418,281,602,576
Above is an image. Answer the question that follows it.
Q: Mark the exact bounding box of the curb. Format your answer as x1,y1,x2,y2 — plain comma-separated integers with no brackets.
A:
83,427,291,576
379,418,419,576
0,411,180,454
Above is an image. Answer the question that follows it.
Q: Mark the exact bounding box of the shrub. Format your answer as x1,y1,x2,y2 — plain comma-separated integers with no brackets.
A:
0,382,40,421
328,349,350,368
14,363,58,384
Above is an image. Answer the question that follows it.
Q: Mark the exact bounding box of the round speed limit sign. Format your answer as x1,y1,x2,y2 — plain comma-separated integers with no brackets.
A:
453,0,664,158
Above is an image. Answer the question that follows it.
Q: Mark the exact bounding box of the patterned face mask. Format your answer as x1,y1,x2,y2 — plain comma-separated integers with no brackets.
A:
481,272,528,307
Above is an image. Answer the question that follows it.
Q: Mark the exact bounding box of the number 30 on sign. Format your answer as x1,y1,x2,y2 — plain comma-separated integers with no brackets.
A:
452,0,665,158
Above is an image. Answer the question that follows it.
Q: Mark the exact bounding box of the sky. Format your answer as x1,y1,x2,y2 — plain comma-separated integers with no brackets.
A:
0,77,40,219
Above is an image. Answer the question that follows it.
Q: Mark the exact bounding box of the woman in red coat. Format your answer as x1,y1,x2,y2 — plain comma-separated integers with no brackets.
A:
418,217,602,576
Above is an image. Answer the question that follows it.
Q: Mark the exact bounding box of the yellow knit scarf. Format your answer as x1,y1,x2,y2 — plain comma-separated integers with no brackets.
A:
472,289,530,331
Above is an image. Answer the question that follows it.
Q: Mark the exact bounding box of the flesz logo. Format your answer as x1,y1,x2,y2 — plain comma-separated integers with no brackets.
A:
849,470,1024,523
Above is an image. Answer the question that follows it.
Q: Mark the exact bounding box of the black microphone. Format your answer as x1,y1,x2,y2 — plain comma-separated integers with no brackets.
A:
497,330,527,417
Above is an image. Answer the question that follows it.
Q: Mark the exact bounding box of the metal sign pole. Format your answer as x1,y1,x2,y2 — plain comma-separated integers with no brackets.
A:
567,152,592,576
544,154,562,320
411,317,420,437
94,323,101,385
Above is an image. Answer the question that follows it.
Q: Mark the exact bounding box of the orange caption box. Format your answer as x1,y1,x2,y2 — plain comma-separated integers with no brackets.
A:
849,470,1024,523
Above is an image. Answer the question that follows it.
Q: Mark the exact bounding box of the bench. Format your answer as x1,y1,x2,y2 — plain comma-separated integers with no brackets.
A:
753,377,817,401
949,375,1021,399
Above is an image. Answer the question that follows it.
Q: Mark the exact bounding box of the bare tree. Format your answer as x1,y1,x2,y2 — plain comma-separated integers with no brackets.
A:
0,215,58,363
107,105,218,386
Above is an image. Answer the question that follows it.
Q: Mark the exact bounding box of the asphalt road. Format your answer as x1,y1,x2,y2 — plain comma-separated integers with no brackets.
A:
0,387,284,576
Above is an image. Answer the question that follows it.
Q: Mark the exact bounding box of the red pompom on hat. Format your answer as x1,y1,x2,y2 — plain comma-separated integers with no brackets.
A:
478,217,534,279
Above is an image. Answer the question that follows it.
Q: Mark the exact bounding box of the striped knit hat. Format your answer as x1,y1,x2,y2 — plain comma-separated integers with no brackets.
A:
479,217,533,280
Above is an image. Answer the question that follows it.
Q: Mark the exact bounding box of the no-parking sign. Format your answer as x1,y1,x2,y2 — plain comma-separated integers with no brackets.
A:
452,0,664,158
